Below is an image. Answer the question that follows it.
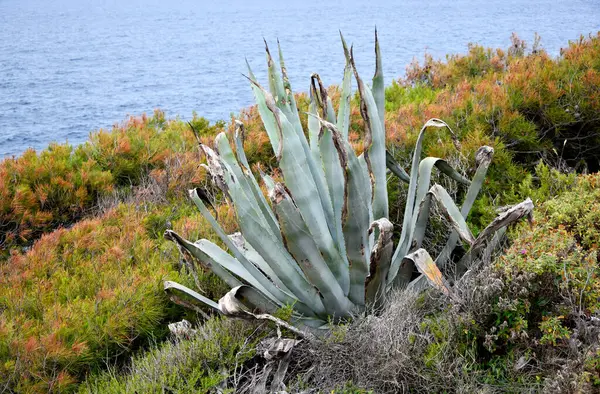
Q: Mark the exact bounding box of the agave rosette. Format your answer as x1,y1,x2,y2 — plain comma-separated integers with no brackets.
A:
164,32,533,329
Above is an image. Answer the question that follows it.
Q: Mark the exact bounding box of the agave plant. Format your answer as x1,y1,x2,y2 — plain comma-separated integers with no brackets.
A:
164,32,533,330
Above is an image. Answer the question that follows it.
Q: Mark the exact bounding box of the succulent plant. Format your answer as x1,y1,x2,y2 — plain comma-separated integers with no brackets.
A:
164,32,533,331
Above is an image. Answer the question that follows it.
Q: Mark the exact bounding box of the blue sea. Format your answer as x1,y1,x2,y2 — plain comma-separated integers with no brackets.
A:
1,0,599,157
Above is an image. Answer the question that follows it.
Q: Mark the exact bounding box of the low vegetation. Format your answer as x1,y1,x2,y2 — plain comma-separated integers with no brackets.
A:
287,171,600,393
0,198,238,392
78,171,600,393
1,32,600,393
78,318,265,394
1,205,185,392
0,111,223,253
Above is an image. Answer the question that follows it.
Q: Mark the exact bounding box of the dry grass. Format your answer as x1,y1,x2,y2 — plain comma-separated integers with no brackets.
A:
282,224,600,393
286,266,504,393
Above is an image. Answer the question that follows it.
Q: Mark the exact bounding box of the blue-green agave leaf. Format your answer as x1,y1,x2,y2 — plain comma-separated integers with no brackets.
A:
386,150,411,183
188,188,322,318
232,123,281,238
350,48,388,221
337,32,353,140
164,281,220,311
270,183,354,318
276,112,350,294
387,118,454,286
372,28,385,130
317,118,348,259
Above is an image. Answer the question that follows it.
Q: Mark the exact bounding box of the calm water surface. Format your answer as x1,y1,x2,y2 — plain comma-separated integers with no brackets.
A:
1,0,599,157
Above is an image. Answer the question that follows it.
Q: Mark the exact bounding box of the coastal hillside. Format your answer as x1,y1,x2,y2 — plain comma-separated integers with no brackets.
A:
1,33,600,393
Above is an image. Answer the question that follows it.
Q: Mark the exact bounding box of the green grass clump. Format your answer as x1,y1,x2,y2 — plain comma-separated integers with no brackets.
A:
384,81,438,112
78,318,264,394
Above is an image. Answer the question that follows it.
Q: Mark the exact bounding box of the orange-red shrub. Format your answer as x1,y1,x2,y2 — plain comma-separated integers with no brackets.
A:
0,204,196,393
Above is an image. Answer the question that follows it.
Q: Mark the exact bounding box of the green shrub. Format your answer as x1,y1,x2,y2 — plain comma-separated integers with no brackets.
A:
0,144,113,252
539,316,571,346
79,111,222,187
0,111,222,253
282,173,600,392
388,32,600,225
78,318,264,394
384,81,438,112
504,161,578,205
468,172,600,387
